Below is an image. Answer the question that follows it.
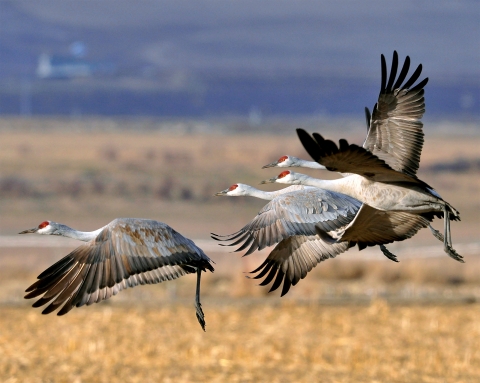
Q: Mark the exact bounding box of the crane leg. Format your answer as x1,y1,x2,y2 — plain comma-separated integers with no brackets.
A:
194,268,206,331
379,245,398,262
442,206,463,263
445,207,452,246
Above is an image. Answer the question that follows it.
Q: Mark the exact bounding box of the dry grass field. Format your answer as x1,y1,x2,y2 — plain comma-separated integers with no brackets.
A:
2,303,480,383
1,117,480,382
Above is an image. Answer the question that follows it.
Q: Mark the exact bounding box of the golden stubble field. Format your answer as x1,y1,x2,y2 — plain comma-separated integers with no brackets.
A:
2,303,480,383
1,117,480,382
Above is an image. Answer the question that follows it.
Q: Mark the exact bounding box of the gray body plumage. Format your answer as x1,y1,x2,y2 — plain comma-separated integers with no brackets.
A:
295,132,461,261
263,52,461,262
22,218,214,330
213,186,362,295
294,52,462,260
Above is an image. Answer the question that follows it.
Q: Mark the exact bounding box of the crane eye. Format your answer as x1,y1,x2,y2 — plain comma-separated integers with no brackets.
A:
228,184,238,191
278,171,290,178
278,155,288,163
38,221,49,229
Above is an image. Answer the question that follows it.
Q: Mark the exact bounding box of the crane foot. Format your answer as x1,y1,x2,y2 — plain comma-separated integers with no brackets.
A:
445,244,464,263
380,244,399,262
195,301,206,332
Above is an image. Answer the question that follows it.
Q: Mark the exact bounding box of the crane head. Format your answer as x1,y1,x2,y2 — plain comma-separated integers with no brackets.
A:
215,184,238,196
215,183,256,197
262,155,298,169
19,220,56,235
261,170,298,185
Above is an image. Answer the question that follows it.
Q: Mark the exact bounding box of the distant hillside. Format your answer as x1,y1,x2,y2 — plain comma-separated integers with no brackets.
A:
0,0,478,118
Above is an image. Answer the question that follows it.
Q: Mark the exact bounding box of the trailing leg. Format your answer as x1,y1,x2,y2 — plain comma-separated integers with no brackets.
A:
442,205,463,262
194,269,206,331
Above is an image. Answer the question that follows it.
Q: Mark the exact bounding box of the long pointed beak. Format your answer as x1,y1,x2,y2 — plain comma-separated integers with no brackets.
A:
262,161,278,169
19,228,37,234
214,189,228,196
260,177,277,184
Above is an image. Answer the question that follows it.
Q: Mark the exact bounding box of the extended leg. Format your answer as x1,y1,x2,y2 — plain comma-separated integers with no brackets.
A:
445,207,452,246
379,244,399,262
442,206,463,263
194,269,206,331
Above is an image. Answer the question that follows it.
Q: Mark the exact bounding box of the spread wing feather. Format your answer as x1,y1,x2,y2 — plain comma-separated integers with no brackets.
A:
212,188,361,255
336,204,431,247
250,235,351,296
364,51,428,177
25,218,214,315
297,129,434,187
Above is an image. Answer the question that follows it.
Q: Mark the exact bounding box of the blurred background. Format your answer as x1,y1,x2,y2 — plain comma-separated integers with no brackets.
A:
1,1,480,382
0,0,478,120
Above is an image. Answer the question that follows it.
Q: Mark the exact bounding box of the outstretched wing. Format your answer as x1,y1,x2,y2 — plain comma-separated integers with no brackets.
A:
249,235,350,296
25,219,214,315
211,188,360,256
336,204,431,249
364,51,428,177
296,129,433,187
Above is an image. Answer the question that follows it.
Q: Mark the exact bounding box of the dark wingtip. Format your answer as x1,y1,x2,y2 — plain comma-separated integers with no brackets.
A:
280,278,292,297
408,77,429,93
393,55,410,89
32,297,49,308
364,107,371,130
42,303,59,315
57,303,75,316
296,128,310,143
385,51,398,92
402,63,423,89
25,279,41,293
380,53,387,93
311,132,325,145
339,139,349,151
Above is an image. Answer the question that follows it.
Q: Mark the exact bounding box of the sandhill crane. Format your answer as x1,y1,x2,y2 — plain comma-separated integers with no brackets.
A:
19,218,214,331
262,166,461,262
216,183,418,262
262,153,445,260
213,184,360,295
262,51,429,258
263,51,428,177
213,183,429,294
262,51,461,261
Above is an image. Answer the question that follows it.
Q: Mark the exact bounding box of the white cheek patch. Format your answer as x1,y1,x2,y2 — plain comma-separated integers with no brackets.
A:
37,226,51,234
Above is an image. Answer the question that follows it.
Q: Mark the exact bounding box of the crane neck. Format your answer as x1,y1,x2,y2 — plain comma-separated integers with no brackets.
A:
243,185,310,200
290,173,348,193
55,224,105,242
294,159,326,170
243,187,277,200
